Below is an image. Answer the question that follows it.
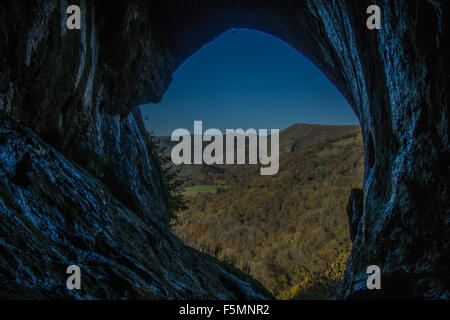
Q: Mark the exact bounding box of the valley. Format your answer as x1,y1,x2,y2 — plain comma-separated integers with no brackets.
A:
162,124,364,299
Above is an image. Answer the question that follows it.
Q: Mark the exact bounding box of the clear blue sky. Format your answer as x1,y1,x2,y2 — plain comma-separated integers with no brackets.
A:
141,29,358,136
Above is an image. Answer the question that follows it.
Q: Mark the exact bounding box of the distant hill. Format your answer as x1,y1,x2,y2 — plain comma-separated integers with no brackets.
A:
159,123,360,152
158,124,361,179
278,124,360,153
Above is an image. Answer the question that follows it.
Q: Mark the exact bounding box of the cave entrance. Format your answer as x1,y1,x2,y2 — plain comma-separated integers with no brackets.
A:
141,28,363,299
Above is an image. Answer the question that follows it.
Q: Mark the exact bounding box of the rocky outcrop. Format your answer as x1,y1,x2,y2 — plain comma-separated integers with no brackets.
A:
0,117,270,299
346,189,364,242
0,0,448,299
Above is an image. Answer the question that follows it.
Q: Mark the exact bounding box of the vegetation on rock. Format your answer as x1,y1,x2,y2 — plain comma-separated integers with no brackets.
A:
146,132,188,226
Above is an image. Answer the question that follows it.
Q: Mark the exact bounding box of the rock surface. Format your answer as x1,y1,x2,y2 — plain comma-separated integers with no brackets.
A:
346,189,364,243
0,117,270,299
0,0,448,299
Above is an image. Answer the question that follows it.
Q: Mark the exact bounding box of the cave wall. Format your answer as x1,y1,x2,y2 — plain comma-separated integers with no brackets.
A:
0,0,271,299
0,0,448,299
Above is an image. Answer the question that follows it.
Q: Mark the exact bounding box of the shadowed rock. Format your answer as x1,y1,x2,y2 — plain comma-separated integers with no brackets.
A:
0,0,448,299
346,189,363,242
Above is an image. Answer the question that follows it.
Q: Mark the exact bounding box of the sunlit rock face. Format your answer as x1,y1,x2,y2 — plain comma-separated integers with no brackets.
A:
0,0,448,299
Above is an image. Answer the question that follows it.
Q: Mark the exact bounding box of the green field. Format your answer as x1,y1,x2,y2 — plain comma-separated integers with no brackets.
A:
183,185,226,196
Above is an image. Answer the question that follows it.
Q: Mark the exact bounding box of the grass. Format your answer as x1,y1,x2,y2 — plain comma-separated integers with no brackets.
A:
316,136,362,158
332,135,362,147
183,185,226,197
317,147,342,158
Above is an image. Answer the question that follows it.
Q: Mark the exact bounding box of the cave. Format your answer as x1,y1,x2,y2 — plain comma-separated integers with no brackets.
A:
0,0,448,300
142,28,362,299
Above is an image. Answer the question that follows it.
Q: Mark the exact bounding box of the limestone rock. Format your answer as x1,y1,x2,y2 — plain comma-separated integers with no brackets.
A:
0,0,448,299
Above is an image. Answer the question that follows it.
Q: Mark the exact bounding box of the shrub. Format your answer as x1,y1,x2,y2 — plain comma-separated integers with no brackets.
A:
146,132,187,226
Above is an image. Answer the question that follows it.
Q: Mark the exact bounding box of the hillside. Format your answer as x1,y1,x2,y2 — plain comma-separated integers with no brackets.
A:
279,124,360,153
158,124,361,180
170,126,364,299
